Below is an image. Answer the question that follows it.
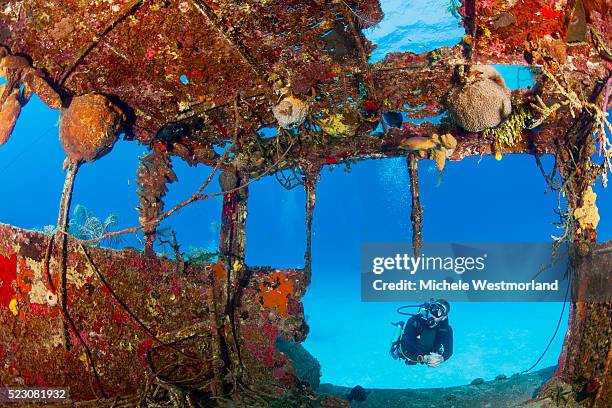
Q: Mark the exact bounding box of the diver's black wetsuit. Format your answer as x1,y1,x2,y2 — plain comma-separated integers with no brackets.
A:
400,315,453,363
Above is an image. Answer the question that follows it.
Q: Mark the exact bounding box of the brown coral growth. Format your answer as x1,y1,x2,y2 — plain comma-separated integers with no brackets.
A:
0,88,21,146
445,65,512,133
59,94,124,163
136,149,177,255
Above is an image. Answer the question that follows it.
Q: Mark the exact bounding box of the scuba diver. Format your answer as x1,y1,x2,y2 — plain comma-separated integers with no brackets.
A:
390,299,453,367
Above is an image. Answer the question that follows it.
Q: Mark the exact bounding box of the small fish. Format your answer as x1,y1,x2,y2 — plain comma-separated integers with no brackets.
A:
346,385,370,402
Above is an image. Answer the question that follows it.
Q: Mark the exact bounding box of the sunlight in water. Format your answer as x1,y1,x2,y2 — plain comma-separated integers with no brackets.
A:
364,0,465,62
302,158,568,389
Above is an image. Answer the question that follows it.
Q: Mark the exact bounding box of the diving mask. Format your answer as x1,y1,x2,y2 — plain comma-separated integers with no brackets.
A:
424,301,448,327
429,303,446,318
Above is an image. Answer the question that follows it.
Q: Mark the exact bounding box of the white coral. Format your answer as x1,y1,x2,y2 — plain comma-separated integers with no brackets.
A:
272,95,309,129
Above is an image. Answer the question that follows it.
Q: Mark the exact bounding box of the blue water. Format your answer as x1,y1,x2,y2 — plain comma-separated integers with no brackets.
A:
0,95,222,252
364,0,464,62
0,0,610,393
300,157,571,388
243,155,577,388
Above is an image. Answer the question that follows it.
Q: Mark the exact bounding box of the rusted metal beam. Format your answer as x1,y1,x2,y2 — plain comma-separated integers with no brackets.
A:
407,155,422,257
219,171,248,262
60,0,145,86
190,0,269,85
303,165,320,282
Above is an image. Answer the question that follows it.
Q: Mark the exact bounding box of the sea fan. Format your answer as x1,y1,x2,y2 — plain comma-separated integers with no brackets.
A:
40,225,57,235
186,246,218,265
68,204,124,247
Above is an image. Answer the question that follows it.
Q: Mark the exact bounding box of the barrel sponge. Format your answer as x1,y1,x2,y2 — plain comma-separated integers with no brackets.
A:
445,65,512,133
60,94,124,163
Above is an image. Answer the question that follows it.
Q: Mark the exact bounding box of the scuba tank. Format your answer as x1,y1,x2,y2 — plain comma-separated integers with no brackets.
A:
389,321,404,360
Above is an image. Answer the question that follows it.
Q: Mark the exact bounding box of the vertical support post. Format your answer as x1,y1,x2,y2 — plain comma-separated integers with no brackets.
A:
555,245,612,406
57,161,79,238
408,155,423,257
207,267,225,397
219,171,248,263
136,149,177,257
463,0,477,60
213,170,249,392
56,160,79,349
538,80,611,406
554,82,603,379
303,166,320,285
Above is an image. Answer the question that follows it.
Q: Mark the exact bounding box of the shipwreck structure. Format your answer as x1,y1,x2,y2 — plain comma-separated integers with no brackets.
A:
0,0,610,406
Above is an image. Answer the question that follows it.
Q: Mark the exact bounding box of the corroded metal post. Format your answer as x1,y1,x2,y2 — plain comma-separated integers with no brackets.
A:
219,171,248,262
408,155,423,257
56,162,78,236
558,244,612,406
533,79,612,408
206,266,225,397
303,166,320,284
136,149,177,257
214,169,249,393
56,160,79,350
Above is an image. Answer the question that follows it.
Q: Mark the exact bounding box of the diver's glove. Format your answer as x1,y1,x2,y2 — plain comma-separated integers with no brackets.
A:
423,353,444,368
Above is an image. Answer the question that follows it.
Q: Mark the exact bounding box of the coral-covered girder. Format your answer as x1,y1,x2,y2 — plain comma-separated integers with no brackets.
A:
136,149,178,256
